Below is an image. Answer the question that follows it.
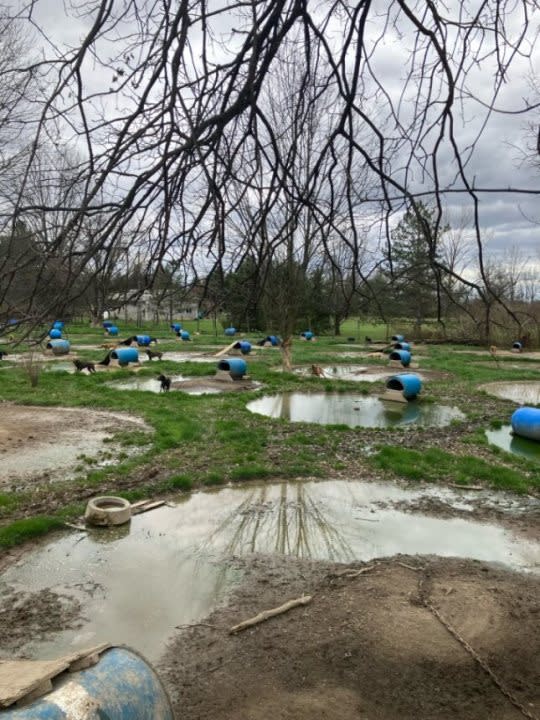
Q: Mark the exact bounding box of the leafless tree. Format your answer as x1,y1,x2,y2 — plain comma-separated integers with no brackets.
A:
0,0,538,339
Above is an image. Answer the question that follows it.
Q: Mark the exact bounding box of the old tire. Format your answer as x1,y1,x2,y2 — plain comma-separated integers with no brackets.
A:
85,496,132,527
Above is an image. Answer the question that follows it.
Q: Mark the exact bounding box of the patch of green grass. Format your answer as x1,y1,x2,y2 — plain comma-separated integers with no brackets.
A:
166,474,193,491
489,419,503,429
203,471,225,486
371,445,534,493
230,465,273,481
0,516,66,548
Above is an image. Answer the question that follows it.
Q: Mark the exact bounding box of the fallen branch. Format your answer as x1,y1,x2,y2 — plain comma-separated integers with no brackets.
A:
229,595,312,634
330,564,377,579
448,483,484,491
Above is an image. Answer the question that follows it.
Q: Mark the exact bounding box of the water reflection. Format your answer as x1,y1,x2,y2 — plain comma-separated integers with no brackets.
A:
486,425,540,462
481,382,540,405
247,393,464,428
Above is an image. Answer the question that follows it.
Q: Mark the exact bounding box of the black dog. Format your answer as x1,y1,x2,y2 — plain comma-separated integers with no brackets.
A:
146,349,163,361
0,351,7,360
73,359,96,373
157,373,171,392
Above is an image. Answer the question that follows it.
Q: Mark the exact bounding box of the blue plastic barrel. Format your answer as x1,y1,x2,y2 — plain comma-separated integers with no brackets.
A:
136,335,151,346
180,330,190,341
171,323,182,333
301,331,314,341
111,347,139,366
218,357,247,379
2,646,173,719
49,328,62,340
391,334,405,342
394,341,411,351
386,373,422,400
103,321,113,329
234,341,251,355
46,339,70,355
106,325,119,336
511,407,540,442
268,335,279,346
389,349,411,367
52,321,64,330
512,341,522,351
225,327,237,336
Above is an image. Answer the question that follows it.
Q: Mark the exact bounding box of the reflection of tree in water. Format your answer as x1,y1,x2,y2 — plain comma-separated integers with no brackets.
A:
199,483,355,562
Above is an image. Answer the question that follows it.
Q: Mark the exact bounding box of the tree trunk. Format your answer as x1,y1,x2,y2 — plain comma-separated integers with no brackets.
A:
281,335,293,372
334,315,341,336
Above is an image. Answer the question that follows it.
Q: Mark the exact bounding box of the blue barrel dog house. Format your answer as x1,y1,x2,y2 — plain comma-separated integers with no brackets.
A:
180,330,191,341
171,323,182,333
106,325,119,336
110,347,139,366
511,407,540,442
393,341,411,351
224,327,237,337
389,349,411,367
1,646,173,719
218,358,247,379
391,334,405,342
52,321,64,330
301,331,314,341
234,341,251,355
49,329,62,339
386,373,422,400
46,339,70,356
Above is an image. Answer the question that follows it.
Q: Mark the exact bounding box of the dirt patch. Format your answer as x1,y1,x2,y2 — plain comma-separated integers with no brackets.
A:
160,554,540,720
0,586,83,657
0,404,150,487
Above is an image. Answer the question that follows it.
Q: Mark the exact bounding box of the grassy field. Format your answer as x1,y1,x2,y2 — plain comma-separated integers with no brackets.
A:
0,321,539,548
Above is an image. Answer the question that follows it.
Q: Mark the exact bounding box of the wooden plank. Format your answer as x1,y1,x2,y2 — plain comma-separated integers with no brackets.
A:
131,500,166,515
214,341,237,358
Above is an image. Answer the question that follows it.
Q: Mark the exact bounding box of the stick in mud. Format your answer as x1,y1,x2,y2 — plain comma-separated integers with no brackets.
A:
229,595,312,634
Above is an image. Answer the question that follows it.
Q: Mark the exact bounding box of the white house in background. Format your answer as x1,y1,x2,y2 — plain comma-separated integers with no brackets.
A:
108,290,199,323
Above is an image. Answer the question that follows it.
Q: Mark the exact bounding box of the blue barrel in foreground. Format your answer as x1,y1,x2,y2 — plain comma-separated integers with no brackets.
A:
1,646,173,719
218,357,247,379
46,339,70,356
136,335,152,346
180,330,191,341
234,341,251,355
511,407,540,442
111,347,139,366
224,327,237,337
391,334,405,342
49,328,62,340
389,349,411,367
386,373,422,400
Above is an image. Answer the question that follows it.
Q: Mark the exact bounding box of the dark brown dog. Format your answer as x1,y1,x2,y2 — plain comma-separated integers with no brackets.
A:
73,359,96,373
157,374,171,392
146,349,163,361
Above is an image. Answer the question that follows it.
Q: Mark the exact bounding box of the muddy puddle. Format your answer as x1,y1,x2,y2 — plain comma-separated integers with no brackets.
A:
481,381,540,405
0,406,150,485
486,425,540,462
1,479,538,662
107,376,260,395
247,393,464,428
294,365,430,382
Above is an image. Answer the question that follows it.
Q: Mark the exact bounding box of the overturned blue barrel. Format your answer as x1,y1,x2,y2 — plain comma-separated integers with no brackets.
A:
180,330,191,341
218,357,247,379
103,320,113,329
512,341,522,351
389,349,411,367
394,341,410,351
136,335,152,346
171,323,182,333
234,341,251,355
106,325,119,336
111,347,139,366
52,321,64,330
391,334,405,342
46,339,70,355
386,373,422,400
49,328,62,339
511,407,540,442
268,335,280,346
225,327,237,337
301,331,314,341
2,646,173,719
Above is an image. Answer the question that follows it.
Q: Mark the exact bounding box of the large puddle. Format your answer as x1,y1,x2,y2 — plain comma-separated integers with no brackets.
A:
246,393,465,428
294,365,397,382
107,376,260,395
1,479,538,661
486,425,540,462
481,381,540,405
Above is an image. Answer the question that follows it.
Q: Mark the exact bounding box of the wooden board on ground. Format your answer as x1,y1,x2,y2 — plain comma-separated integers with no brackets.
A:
0,643,110,708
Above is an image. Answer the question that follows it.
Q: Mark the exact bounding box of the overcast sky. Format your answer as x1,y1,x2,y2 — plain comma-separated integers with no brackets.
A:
10,0,540,274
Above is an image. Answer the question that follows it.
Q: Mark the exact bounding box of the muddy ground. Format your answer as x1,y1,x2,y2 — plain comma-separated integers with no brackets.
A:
160,554,540,720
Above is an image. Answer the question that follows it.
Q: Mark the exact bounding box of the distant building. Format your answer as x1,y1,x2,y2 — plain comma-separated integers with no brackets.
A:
108,290,199,324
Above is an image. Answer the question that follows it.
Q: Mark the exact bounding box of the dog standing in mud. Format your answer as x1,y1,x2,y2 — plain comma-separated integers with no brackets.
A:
73,359,96,373
157,374,171,392
146,349,163,361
